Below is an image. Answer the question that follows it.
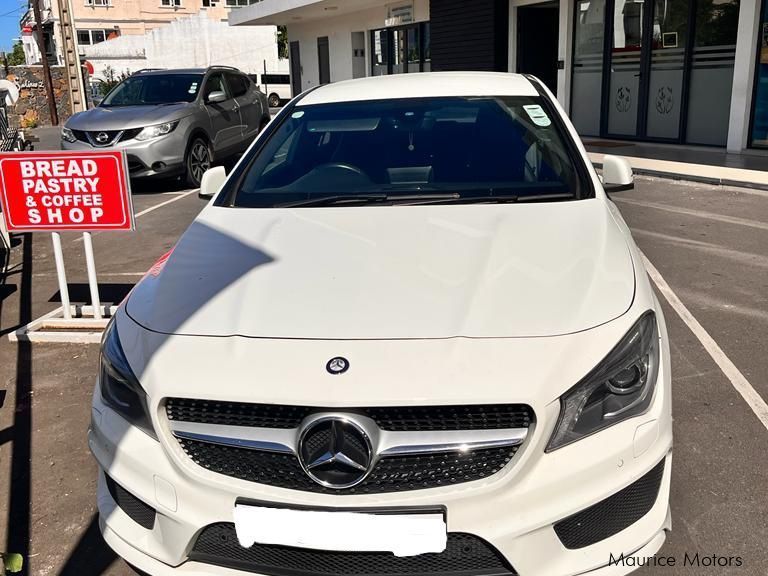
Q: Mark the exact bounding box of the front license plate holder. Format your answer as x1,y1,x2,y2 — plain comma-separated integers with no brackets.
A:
233,500,447,557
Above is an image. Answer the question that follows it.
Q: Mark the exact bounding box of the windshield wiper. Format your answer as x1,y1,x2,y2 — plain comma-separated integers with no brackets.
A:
413,192,575,205
275,193,458,208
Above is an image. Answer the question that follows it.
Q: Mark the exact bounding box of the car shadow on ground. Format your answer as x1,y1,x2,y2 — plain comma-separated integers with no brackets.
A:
57,514,118,576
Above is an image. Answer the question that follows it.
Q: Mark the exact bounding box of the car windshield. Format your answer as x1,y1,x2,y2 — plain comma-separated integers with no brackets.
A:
232,96,589,207
101,74,203,106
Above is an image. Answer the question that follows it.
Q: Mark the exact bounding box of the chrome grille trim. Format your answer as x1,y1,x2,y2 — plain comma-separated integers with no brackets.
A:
168,415,528,460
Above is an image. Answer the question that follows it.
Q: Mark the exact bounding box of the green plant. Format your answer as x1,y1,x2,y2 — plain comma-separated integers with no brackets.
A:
7,42,25,66
98,65,131,96
1,553,23,574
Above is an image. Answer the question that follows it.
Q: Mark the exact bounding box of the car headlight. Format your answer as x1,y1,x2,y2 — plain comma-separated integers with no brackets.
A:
134,121,179,141
100,320,156,438
547,311,659,451
61,126,77,143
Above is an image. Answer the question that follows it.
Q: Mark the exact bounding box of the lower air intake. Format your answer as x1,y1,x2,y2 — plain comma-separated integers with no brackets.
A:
190,524,518,576
554,459,665,549
105,474,156,530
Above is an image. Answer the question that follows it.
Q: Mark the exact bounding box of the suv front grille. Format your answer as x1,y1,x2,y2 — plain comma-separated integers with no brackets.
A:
178,437,518,494
166,398,532,431
190,523,518,576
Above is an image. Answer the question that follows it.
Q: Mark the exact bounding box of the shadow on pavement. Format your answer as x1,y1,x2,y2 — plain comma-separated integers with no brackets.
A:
48,283,135,306
4,233,33,574
57,514,118,576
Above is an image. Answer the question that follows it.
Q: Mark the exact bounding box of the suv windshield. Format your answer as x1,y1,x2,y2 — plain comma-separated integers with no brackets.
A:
101,73,203,106
232,96,589,207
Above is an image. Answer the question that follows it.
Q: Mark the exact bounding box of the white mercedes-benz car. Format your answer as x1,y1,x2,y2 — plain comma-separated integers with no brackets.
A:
90,72,672,576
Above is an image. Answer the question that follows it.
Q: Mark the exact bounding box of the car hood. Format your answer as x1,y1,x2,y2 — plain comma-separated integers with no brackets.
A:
66,103,193,130
126,199,635,339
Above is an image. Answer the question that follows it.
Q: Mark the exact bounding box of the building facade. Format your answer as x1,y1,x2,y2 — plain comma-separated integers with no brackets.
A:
20,0,266,68
230,0,766,153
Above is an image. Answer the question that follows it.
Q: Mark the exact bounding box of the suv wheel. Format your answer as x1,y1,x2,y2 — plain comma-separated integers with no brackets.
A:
268,93,280,108
186,137,211,188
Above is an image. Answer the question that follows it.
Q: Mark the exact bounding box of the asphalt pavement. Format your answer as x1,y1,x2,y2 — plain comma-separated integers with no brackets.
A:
0,175,766,575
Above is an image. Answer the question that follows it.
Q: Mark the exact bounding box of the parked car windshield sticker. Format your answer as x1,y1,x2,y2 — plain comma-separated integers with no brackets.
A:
188,82,199,94
523,104,552,127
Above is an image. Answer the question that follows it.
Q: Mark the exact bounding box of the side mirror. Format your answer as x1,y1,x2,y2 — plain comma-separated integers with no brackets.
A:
206,90,227,104
602,155,634,192
199,165,227,199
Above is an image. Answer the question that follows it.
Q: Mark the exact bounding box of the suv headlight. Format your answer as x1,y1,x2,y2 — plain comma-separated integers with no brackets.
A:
61,126,77,143
100,320,156,438
135,121,179,141
547,312,659,451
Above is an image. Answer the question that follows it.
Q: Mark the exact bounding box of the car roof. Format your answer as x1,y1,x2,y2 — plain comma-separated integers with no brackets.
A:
134,67,242,76
298,72,539,106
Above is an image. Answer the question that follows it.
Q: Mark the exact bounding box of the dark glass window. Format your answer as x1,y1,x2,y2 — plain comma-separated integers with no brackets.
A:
91,30,106,44
233,96,587,207
752,0,768,147
227,73,249,97
77,30,91,45
101,74,203,106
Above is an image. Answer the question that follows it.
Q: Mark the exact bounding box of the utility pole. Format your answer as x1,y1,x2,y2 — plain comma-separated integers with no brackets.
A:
56,0,87,113
31,0,59,125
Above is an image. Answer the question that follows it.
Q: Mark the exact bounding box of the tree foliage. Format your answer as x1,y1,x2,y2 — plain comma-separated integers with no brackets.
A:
277,25,288,59
6,42,25,66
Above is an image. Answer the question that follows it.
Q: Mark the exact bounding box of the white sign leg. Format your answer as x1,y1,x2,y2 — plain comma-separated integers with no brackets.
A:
82,232,102,320
51,232,72,320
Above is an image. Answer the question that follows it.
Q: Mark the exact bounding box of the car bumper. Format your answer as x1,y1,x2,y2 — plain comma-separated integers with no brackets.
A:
89,351,673,576
61,134,185,179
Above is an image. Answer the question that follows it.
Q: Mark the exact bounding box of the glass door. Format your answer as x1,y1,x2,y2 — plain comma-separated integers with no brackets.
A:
645,0,689,139
606,0,645,136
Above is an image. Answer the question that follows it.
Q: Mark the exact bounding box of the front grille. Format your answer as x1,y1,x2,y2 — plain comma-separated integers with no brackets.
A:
167,397,311,429
554,459,665,549
73,129,142,146
178,438,518,494
190,523,518,576
105,474,156,530
166,398,533,431
367,405,532,431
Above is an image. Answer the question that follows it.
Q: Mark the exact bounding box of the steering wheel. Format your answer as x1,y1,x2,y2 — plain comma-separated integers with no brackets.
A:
292,162,370,190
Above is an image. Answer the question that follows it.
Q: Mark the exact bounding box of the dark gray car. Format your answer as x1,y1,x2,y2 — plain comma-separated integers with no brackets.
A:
62,66,270,187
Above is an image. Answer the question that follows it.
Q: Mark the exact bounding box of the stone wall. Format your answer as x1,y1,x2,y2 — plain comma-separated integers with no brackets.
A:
1,66,72,129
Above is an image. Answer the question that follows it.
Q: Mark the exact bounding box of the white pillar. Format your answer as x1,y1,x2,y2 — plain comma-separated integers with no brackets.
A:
508,0,517,73
556,0,574,110
727,0,762,152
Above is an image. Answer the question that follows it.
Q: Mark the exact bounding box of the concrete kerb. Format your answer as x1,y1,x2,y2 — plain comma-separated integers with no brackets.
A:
589,152,768,192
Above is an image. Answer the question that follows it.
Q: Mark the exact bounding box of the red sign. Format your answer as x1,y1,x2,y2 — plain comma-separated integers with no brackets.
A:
0,151,133,232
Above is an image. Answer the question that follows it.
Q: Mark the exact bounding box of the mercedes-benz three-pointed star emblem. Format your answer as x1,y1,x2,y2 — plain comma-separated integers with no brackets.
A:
298,417,372,489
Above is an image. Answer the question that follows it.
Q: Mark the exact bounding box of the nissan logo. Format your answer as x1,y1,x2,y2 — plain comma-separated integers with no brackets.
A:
297,417,373,489
95,131,110,144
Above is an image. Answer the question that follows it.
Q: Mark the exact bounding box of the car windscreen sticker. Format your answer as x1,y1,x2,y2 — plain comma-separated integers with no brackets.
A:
523,105,552,127
188,82,198,94
292,111,305,119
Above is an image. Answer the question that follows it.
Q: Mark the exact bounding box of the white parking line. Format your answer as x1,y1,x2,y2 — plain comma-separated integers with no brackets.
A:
615,198,768,232
134,189,197,218
642,252,768,431
72,189,198,243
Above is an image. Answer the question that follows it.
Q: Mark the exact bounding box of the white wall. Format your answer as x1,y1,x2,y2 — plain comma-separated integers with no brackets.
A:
286,0,429,90
83,12,281,81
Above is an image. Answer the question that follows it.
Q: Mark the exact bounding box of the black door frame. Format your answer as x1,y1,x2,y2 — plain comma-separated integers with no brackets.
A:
289,41,302,97
369,22,431,75
516,1,560,96
317,36,331,85
593,0,700,143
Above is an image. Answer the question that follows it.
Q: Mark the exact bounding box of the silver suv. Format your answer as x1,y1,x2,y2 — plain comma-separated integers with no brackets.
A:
62,67,270,187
